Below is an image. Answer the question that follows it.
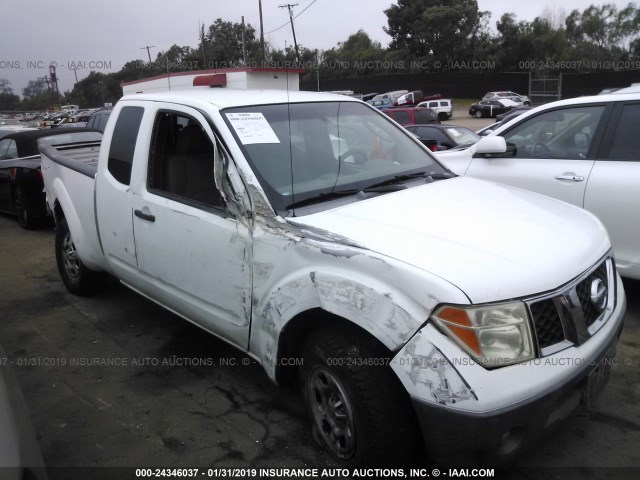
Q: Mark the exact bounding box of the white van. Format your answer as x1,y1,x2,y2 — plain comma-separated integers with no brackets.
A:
417,99,453,121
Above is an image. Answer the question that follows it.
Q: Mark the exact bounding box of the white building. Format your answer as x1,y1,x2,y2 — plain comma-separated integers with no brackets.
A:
121,67,304,95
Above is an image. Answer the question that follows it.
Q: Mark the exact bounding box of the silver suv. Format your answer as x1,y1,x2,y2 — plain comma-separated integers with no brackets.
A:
482,91,531,106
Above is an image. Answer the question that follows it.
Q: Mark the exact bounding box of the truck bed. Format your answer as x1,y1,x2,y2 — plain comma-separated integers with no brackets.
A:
38,141,101,178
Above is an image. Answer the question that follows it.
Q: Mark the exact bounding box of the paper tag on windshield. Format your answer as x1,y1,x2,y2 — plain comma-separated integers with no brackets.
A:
225,112,280,145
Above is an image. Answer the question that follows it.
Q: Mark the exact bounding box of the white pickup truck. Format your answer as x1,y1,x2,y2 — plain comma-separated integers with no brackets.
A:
40,88,625,466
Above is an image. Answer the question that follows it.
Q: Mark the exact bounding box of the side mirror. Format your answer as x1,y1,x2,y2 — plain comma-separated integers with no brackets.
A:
474,136,507,154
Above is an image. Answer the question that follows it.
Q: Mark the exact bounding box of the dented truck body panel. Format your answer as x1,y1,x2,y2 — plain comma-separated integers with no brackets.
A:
249,222,470,379
40,88,626,461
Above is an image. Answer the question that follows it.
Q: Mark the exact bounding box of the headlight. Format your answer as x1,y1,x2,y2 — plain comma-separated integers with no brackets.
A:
431,302,535,368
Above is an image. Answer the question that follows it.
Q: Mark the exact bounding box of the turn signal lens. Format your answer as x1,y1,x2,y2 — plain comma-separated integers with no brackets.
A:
432,302,535,368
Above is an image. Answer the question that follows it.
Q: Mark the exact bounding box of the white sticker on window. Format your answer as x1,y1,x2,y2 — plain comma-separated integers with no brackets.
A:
225,112,280,145
446,128,462,137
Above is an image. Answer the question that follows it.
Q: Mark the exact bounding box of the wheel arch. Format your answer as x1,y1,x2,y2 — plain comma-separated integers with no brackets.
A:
249,262,456,384
274,308,394,385
48,178,106,272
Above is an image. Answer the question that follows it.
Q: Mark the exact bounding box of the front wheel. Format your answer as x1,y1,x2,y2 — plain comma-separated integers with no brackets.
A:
55,218,105,296
300,327,420,466
474,110,483,118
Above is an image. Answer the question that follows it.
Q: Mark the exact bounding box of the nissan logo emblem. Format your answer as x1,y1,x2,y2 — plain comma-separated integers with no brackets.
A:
590,278,607,311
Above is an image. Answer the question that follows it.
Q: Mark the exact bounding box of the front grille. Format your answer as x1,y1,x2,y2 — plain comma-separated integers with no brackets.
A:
529,299,565,349
527,256,612,355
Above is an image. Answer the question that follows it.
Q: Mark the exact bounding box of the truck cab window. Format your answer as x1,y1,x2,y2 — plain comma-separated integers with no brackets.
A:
108,106,144,185
147,111,224,209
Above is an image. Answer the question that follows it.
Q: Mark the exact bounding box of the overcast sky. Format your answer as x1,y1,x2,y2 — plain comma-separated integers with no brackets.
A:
0,0,633,95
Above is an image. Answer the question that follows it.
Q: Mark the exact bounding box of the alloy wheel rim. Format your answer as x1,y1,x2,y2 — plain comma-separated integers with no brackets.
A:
62,232,81,278
308,368,356,458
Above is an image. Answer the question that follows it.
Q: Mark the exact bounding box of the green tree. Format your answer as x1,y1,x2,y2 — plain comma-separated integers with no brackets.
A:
0,78,13,94
0,79,20,111
564,3,640,64
22,78,48,98
384,0,490,64
322,30,387,77
21,77,52,110
68,72,121,108
203,18,261,68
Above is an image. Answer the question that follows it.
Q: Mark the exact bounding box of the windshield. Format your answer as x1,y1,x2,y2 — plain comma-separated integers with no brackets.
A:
222,101,447,214
445,127,480,147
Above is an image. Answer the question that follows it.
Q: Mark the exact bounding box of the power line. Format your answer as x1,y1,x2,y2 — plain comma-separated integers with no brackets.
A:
265,0,318,35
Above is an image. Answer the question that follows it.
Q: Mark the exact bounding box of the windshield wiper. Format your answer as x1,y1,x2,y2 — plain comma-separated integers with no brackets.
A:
362,171,455,190
285,182,411,210
285,189,360,210
285,171,456,210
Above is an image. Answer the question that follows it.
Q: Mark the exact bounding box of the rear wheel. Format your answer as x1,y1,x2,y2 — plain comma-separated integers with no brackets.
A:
13,188,36,230
437,112,448,121
300,327,420,466
55,218,105,296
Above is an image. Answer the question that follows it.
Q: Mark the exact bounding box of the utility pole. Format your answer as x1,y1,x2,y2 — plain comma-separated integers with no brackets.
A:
241,16,247,66
71,67,78,84
48,63,60,109
200,23,208,69
141,45,156,63
258,0,266,64
279,3,300,64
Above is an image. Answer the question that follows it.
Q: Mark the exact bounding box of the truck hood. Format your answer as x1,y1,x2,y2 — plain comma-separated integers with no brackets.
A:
289,177,610,303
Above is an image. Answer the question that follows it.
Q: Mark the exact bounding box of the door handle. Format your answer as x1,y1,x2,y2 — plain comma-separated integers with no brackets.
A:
554,175,584,182
134,209,155,222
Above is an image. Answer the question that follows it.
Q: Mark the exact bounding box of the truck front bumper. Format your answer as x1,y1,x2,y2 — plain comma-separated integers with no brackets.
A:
391,275,626,462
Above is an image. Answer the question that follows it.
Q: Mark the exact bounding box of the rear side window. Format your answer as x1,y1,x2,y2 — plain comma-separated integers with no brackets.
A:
1,139,17,159
417,127,447,144
108,106,144,185
607,103,640,160
390,111,410,124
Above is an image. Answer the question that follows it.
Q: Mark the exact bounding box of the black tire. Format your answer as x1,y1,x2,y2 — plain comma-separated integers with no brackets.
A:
474,110,483,119
55,218,105,296
14,188,36,230
300,327,420,467
437,112,448,121
524,101,531,107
